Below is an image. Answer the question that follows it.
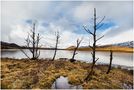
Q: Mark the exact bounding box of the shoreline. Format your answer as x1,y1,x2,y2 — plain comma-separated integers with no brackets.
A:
1,57,133,70
1,48,133,53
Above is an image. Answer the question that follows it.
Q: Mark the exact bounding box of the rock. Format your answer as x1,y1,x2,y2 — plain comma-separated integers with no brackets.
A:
59,58,68,60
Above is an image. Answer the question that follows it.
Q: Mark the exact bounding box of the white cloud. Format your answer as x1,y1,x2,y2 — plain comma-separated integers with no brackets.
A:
73,3,94,23
1,1,133,48
10,25,27,39
98,29,133,45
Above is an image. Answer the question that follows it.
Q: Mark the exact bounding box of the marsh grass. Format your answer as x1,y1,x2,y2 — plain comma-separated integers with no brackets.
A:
1,58,133,89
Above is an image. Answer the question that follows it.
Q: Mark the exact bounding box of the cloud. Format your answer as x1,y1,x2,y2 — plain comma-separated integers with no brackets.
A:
1,1,133,48
98,29,133,45
73,2,94,23
72,1,133,46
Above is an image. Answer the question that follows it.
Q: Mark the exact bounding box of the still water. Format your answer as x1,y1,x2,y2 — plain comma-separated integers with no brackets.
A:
1,49,133,67
51,76,82,89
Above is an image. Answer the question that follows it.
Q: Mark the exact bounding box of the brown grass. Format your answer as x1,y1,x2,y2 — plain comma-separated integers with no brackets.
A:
1,58,133,89
67,46,133,53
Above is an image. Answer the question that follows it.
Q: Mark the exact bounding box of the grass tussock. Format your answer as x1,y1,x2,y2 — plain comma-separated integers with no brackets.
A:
1,58,133,89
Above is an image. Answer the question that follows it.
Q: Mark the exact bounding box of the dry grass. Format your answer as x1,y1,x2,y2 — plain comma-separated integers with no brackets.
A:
67,46,133,53
96,46,133,53
1,58,133,89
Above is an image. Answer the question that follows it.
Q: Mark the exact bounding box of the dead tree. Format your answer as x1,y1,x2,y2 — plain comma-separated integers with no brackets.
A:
52,31,60,61
106,50,113,74
83,8,105,81
21,21,41,60
70,38,83,62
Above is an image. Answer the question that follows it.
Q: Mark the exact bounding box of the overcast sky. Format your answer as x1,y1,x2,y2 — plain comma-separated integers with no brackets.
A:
1,1,133,48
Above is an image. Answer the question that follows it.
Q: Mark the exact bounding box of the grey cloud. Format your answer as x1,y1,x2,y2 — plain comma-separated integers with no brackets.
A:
1,1,133,48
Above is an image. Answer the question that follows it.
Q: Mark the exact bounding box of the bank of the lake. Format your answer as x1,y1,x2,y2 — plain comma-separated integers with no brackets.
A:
1,58,133,89
1,49,133,67
66,46,133,53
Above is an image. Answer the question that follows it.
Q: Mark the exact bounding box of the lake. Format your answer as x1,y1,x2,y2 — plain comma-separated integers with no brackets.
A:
1,49,133,67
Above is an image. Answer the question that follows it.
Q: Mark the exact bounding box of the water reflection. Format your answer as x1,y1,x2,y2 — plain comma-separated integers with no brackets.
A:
1,49,133,67
51,76,82,89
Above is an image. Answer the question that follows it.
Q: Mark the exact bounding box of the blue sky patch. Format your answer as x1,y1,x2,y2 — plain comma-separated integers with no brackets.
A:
97,21,116,31
73,21,116,34
73,24,88,34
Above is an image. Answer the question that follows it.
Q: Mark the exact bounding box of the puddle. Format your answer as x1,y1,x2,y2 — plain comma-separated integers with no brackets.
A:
51,76,83,89
122,83,133,89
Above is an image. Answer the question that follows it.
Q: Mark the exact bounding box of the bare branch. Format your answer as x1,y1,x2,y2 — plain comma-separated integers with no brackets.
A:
20,49,30,59
96,16,105,26
95,58,99,62
21,20,41,60
89,45,93,50
96,35,104,42
96,23,104,30
83,26,94,35
77,37,83,46
91,52,93,56
29,49,33,53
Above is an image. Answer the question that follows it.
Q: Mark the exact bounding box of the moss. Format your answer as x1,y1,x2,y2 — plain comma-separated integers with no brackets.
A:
1,58,133,89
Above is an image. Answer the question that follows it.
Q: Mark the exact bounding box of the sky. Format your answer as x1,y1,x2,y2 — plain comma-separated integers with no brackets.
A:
1,1,133,48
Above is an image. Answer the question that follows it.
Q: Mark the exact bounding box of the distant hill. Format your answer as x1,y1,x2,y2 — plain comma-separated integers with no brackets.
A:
113,41,133,48
66,41,133,52
66,46,76,50
1,41,133,52
0,41,65,50
1,41,20,49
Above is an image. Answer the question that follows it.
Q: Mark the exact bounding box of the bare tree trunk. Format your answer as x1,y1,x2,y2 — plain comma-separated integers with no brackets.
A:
84,57,99,81
70,38,82,62
71,47,77,60
91,8,97,75
20,21,41,60
85,8,97,81
107,50,113,74
32,23,36,60
52,31,60,61
83,8,105,81
52,41,58,61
